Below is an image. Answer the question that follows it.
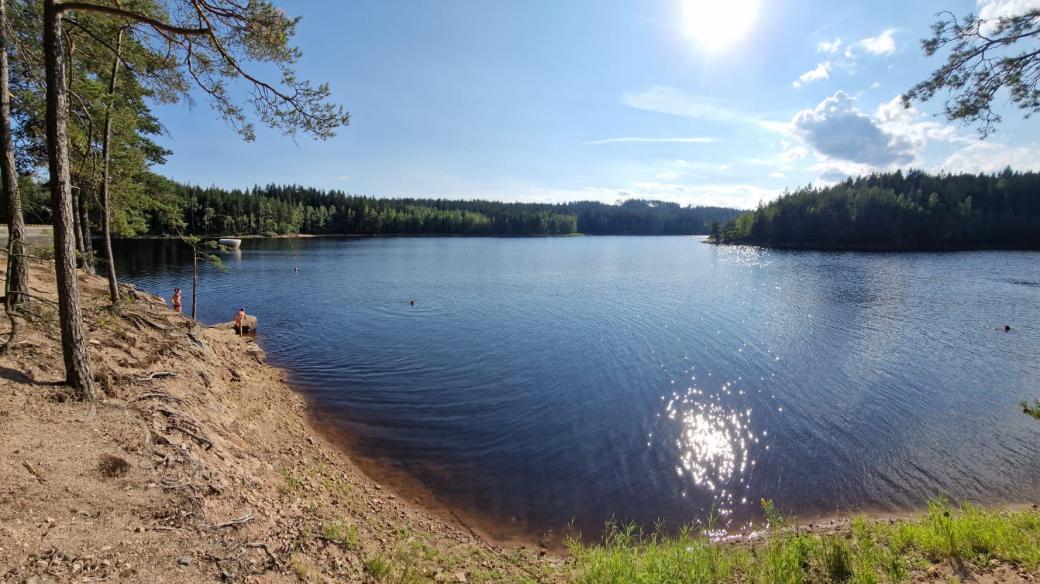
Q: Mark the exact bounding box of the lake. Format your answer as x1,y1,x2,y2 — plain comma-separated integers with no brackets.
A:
113,236,1040,540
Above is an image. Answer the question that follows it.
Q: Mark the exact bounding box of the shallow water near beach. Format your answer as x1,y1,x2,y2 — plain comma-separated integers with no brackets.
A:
114,236,1040,538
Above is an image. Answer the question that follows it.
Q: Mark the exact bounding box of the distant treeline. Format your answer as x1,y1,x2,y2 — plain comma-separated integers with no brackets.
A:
716,169,1040,250
30,182,738,237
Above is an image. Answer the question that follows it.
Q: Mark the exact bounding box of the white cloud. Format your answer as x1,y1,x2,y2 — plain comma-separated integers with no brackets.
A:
530,181,776,209
817,38,842,53
793,62,831,88
624,181,777,208
583,137,717,145
978,0,1040,33
942,142,1040,173
874,96,965,149
818,169,854,184
769,171,787,179
859,29,897,55
811,159,875,184
622,86,742,121
621,86,786,132
780,146,808,162
334,176,350,181
792,91,916,166
844,29,898,58
656,172,679,180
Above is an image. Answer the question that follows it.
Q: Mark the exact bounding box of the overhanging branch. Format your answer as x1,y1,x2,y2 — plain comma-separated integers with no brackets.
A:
56,2,211,37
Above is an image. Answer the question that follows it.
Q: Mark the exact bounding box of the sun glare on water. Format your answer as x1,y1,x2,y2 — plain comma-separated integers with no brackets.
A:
682,0,761,51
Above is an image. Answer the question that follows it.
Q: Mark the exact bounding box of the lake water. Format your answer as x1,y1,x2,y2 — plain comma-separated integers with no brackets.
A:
113,236,1040,539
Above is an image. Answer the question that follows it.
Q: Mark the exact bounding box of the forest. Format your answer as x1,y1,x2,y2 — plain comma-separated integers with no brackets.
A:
15,179,742,237
715,169,1040,249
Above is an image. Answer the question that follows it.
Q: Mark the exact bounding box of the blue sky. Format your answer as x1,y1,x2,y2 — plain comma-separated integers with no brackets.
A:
152,0,1040,209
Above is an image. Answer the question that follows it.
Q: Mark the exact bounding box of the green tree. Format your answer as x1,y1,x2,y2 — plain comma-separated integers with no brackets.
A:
38,0,349,400
904,8,1040,136
709,221,721,244
179,235,225,320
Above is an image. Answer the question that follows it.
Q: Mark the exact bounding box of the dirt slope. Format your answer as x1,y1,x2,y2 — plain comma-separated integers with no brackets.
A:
0,258,559,583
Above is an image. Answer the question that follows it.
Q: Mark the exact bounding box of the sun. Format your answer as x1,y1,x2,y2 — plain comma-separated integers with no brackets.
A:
681,0,761,51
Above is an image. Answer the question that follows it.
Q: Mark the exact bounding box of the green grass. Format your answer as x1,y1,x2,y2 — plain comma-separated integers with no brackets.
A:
1022,399,1040,421
567,499,1040,583
278,467,302,497
322,517,359,549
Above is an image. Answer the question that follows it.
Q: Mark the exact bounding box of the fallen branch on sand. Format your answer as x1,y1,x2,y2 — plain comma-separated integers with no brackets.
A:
245,542,283,569
22,461,46,484
134,371,177,382
152,407,214,450
135,390,183,404
210,513,254,529
166,424,214,450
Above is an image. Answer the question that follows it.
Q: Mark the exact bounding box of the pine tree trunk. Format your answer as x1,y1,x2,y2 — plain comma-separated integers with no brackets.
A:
43,0,96,399
0,0,28,308
98,29,122,304
71,188,84,262
65,33,86,268
77,183,93,270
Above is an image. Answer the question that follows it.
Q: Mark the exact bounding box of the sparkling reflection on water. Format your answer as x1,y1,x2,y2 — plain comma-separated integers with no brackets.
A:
668,392,756,510
113,236,1040,538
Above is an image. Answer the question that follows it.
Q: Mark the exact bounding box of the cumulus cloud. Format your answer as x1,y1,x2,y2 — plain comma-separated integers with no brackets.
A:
843,29,898,59
874,96,964,149
792,91,916,166
978,0,1040,33
817,38,842,53
858,29,897,55
793,63,831,88
942,142,1040,173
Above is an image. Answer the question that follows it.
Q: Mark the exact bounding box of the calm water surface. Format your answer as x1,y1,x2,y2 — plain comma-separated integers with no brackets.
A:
113,237,1040,537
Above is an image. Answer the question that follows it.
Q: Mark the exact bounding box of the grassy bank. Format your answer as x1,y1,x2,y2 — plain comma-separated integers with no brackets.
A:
568,500,1040,583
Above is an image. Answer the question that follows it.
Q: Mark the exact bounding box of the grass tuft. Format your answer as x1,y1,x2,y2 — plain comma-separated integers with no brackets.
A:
322,517,359,549
568,499,1040,584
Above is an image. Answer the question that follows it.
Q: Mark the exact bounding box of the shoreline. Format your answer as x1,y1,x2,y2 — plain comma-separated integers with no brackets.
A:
710,239,1040,252
300,405,573,551
118,232,713,241
3,256,1038,582
267,341,1040,553
0,258,562,582
112,250,1040,553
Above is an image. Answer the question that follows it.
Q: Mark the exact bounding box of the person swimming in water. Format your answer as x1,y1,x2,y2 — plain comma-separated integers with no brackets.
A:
409,299,416,306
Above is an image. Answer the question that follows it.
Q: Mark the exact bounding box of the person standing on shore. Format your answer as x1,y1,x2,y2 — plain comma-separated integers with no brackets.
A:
234,307,247,335
172,288,182,313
